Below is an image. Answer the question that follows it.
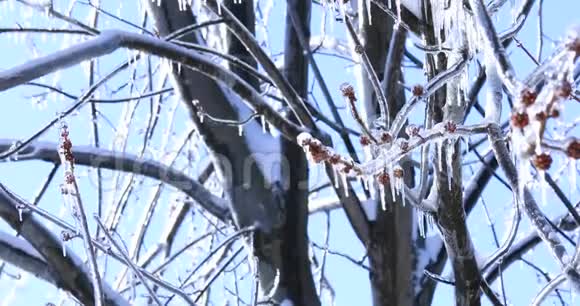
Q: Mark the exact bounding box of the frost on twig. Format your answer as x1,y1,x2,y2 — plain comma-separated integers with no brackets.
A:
57,122,104,306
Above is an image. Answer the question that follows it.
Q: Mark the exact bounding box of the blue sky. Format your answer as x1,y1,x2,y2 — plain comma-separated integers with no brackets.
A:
0,1,579,305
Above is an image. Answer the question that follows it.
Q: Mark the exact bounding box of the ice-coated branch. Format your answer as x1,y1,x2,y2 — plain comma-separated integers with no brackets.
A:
530,273,566,306
487,124,580,291
344,15,390,126
468,0,520,93
58,123,103,306
0,183,129,306
479,199,520,273
0,139,230,220
2,185,196,305
389,52,468,138
0,30,308,142
0,231,56,286
94,216,163,306
203,0,316,129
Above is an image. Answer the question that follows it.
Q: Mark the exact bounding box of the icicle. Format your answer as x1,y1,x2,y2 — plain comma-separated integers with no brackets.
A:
379,184,387,211
238,124,243,136
401,182,406,207
217,0,223,15
437,139,444,170
389,167,396,202
333,166,340,188
62,239,67,257
341,173,349,197
418,211,425,238
261,115,266,133
395,0,401,24
540,170,548,206
199,113,204,123
368,176,377,200
570,159,577,196
366,0,372,24
463,135,470,152
446,140,454,190
18,207,23,222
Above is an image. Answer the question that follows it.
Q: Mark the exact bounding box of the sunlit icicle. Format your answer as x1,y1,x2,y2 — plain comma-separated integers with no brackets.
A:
217,0,223,15
341,173,349,197
418,211,425,238
366,0,372,24
261,115,266,133
388,166,396,202
18,208,22,222
437,139,444,171
238,124,243,136
395,0,401,24
379,183,387,211
333,166,340,188
62,239,67,257
447,140,454,190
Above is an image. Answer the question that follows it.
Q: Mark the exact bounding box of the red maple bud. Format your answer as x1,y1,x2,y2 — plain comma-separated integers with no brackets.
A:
342,162,354,174
405,124,420,137
535,111,547,122
61,139,72,151
555,81,572,98
521,88,537,106
308,144,328,163
412,84,424,97
533,153,553,170
360,135,371,146
377,172,390,185
566,139,580,159
380,132,392,143
393,167,404,178
444,121,457,133
398,139,409,152
511,112,529,128
65,172,75,184
329,154,341,165
340,83,357,101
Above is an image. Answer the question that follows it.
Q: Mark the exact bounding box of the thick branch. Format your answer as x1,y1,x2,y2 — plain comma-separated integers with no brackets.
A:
0,184,128,306
0,140,229,220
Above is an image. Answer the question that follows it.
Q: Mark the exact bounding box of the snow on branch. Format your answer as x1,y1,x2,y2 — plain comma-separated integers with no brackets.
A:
0,139,230,220
0,29,308,142
0,183,129,306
